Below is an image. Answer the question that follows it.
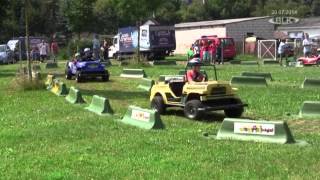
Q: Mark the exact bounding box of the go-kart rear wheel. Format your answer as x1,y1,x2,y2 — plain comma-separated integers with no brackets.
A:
184,100,203,120
151,95,166,114
75,71,83,83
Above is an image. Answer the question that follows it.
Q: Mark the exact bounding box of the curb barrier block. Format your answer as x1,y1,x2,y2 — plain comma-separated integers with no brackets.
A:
231,76,267,86
45,74,56,89
230,60,241,64
120,106,164,129
301,78,320,88
32,71,41,80
151,60,177,66
241,61,258,65
120,69,146,78
263,60,279,65
241,72,273,80
158,75,185,82
216,118,295,144
299,101,320,118
45,61,58,69
137,78,155,92
85,95,113,115
51,80,68,96
32,65,41,71
65,87,85,104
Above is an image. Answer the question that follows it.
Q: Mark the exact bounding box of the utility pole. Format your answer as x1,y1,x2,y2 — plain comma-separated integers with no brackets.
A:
137,20,141,62
25,0,32,81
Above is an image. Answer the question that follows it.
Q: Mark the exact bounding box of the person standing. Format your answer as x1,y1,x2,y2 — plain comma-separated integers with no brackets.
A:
209,40,216,64
39,40,48,62
92,34,100,60
201,39,209,62
102,39,109,61
50,39,59,62
303,33,312,57
278,39,287,65
187,46,194,61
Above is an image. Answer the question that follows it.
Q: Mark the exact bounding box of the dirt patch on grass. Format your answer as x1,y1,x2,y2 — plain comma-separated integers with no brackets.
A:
288,120,320,134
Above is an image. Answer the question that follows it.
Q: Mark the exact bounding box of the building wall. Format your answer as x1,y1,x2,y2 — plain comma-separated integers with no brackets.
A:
278,28,320,37
174,26,226,54
226,18,275,42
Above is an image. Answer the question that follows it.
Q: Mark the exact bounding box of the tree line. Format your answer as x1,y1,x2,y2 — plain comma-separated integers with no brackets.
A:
0,0,319,42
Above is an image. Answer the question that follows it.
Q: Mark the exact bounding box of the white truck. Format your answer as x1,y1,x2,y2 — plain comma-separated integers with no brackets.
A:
109,25,176,60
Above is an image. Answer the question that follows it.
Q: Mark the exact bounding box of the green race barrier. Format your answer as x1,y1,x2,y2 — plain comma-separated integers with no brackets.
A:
299,101,320,118
120,106,164,129
85,95,113,116
241,72,273,81
216,118,295,144
137,78,155,92
45,74,56,89
120,68,146,78
31,71,41,80
158,75,185,82
65,86,85,104
45,61,58,69
230,60,241,64
152,60,177,66
32,65,41,71
231,76,267,86
51,80,68,96
263,60,279,65
241,61,258,65
301,78,320,88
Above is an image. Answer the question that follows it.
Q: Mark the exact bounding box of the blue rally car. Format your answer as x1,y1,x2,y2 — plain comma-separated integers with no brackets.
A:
65,55,109,83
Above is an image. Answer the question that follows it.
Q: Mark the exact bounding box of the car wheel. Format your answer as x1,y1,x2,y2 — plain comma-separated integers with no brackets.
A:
151,95,166,114
224,99,244,118
184,99,203,120
75,71,83,83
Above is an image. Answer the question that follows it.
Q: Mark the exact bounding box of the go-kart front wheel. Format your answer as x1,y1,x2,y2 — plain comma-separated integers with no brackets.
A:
224,99,244,118
184,100,203,120
65,68,72,80
102,72,109,82
151,95,166,114
75,71,83,83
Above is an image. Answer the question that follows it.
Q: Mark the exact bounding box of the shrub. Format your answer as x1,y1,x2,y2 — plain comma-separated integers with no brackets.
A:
10,68,45,91
67,39,92,56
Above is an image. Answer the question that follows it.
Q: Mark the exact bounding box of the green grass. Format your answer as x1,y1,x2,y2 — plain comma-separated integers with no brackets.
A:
1,60,320,179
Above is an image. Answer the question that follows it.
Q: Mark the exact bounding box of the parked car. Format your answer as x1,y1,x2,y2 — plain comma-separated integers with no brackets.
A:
0,44,14,64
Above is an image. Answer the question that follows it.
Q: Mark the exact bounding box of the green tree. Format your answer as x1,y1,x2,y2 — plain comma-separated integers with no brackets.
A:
60,0,96,39
153,0,182,24
179,0,209,22
311,0,320,16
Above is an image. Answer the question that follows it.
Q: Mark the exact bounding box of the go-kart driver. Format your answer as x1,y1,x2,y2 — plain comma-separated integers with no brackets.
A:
186,56,205,83
82,48,93,61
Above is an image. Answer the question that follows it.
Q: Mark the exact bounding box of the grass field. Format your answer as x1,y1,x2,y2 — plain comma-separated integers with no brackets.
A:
1,60,320,179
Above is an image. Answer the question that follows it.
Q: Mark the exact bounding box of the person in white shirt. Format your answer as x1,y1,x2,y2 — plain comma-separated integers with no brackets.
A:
303,33,312,57
39,40,48,62
278,39,287,65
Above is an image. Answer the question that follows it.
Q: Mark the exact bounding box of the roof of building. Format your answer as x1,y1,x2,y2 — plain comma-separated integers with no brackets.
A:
175,16,270,29
143,19,160,26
